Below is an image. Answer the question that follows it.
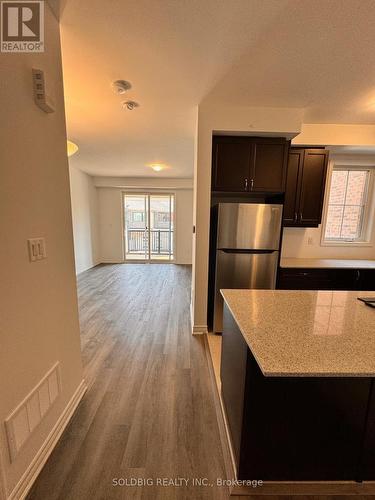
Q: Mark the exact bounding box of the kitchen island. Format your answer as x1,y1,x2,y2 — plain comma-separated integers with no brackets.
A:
220,289,375,494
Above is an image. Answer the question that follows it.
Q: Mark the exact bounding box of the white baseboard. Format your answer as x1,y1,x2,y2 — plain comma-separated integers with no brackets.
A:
8,380,87,500
190,302,208,335
192,324,208,335
99,259,124,264
76,261,101,276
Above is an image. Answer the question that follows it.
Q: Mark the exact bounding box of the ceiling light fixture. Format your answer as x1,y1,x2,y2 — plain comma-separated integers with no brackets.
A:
149,163,165,172
112,80,132,94
122,100,139,110
67,140,79,157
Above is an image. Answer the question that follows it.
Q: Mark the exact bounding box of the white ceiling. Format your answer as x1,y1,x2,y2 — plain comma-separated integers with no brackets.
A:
61,0,375,177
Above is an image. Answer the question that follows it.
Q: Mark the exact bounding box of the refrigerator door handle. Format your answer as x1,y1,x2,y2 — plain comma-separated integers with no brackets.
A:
220,249,276,254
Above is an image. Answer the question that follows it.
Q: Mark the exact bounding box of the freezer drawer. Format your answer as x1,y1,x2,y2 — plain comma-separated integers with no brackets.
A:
217,203,282,250
213,250,279,333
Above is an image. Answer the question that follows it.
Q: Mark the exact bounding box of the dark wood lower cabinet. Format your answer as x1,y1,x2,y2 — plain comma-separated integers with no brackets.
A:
361,380,375,479
358,270,375,291
221,304,375,481
277,268,375,291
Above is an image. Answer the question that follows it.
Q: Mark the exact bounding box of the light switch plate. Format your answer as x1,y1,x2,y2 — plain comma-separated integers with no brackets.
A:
32,69,55,113
28,238,46,262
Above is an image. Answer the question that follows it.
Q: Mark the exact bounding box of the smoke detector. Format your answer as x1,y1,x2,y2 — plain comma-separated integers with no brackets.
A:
122,100,139,110
112,80,132,94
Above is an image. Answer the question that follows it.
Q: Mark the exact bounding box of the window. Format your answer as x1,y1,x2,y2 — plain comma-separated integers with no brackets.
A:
132,211,144,222
156,212,170,223
323,167,374,244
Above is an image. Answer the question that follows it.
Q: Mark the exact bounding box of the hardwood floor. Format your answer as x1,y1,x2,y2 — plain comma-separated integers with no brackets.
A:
27,264,228,500
27,264,370,500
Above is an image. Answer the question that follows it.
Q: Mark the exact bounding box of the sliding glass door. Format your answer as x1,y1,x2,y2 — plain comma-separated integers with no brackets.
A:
124,194,148,260
124,193,174,261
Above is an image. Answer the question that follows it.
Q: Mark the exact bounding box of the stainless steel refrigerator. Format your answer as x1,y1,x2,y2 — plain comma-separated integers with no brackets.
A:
213,203,283,333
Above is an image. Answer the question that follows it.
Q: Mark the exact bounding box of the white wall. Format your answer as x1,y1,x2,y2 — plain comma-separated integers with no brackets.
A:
282,154,375,260
293,124,375,146
282,226,375,260
0,5,84,497
175,189,194,264
69,166,99,273
98,188,124,263
94,177,193,265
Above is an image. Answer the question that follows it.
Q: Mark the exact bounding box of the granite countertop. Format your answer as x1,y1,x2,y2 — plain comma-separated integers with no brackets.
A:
221,289,375,377
280,258,375,269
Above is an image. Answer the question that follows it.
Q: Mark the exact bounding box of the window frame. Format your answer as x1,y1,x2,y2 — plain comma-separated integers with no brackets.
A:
122,191,176,263
321,161,375,247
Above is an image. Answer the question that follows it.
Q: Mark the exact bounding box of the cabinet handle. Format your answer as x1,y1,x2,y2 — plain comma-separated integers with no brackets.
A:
356,270,360,281
299,211,303,221
294,212,298,223
250,178,254,190
244,178,248,190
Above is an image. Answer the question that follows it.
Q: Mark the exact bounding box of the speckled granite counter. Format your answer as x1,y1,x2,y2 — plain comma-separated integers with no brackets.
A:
280,258,375,269
221,289,375,377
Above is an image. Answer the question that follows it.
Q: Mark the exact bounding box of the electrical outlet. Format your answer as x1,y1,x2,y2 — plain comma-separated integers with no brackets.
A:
28,238,47,262
307,237,314,246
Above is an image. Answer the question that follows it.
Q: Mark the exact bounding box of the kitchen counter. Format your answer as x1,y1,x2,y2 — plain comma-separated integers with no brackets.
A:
221,289,375,377
280,257,375,269
220,288,375,485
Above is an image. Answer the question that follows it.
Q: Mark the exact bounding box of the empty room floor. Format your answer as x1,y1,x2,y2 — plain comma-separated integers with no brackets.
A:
26,264,369,500
27,264,228,500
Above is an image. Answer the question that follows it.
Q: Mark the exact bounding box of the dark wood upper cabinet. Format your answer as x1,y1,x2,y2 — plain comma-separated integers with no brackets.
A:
251,140,289,192
283,149,304,224
212,137,252,192
212,136,289,194
284,148,329,227
299,149,329,225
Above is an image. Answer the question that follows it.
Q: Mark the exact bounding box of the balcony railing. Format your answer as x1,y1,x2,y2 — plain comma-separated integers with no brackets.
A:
126,229,173,255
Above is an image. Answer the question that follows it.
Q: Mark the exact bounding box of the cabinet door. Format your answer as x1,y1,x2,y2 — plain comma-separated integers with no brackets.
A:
283,149,303,225
212,137,252,192
277,268,357,290
251,141,288,192
358,270,375,291
298,149,329,226
360,378,375,480
277,268,334,290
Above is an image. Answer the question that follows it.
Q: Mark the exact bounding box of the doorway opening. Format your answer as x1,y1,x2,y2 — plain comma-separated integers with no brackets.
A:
123,193,175,262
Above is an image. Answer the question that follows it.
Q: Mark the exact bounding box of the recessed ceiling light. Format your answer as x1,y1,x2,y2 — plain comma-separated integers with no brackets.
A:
112,80,132,94
67,140,78,157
